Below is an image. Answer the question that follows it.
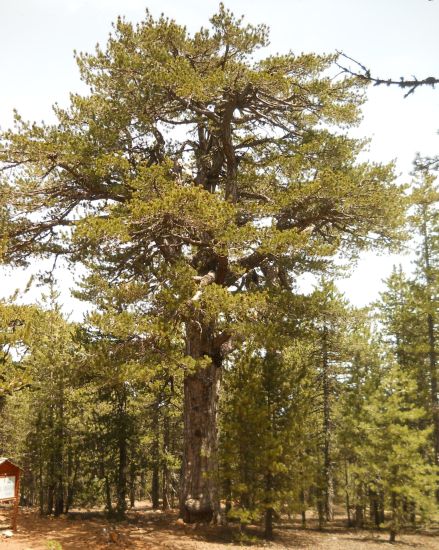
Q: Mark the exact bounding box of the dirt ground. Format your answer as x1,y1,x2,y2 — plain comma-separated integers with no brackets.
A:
0,505,438,550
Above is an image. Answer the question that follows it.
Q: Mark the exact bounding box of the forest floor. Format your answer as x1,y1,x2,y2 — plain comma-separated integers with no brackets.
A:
0,503,437,550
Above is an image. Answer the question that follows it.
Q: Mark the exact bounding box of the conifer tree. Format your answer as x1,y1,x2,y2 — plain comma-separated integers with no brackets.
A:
409,173,439,471
220,338,318,539
377,173,438,496
358,364,437,542
0,5,407,521
0,293,80,515
0,298,39,413
309,280,352,525
75,278,184,517
337,312,385,527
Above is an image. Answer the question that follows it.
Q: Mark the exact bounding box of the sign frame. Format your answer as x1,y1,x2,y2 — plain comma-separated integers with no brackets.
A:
0,459,22,531
0,476,16,501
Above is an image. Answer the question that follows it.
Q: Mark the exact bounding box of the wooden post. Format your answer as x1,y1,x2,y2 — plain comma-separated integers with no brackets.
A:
12,474,19,531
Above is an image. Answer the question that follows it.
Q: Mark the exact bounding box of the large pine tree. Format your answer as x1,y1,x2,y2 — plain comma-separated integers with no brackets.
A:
0,6,406,521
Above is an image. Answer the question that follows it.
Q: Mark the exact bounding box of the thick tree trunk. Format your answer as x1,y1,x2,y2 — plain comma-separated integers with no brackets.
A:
180,321,222,523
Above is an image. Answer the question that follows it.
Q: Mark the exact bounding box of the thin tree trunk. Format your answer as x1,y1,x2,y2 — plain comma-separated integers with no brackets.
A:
421,208,439,493
46,407,55,516
224,478,232,517
300,489,306,528
317,492,324,530
264,508,274,540
65,443,73,514
162,414,170,510
151,402,160,510
322,325,334,522
379,491,385,524
54,379,64,517
65,451,78,514
116,392,128,518
427,308,439,483
39,457,44,516
389,491,397,542
354,483,364,529
139,470,146,501
370,489,381,527
100,452,113,516
355,505,364,528
151,457,160,509
264,472,274,540
344,460,351,527
129,451,136,509
47,483,54,516
36,413,45,516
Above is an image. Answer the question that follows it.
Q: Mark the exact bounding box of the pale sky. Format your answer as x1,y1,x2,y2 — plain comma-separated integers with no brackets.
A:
1,0,438,316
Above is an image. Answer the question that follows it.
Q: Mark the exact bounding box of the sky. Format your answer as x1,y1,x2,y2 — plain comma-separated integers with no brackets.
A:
0,0,438,316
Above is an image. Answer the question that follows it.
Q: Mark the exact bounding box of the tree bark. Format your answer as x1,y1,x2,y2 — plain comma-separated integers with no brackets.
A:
129,451,136,509
151,400,160,509
300,489,307,528
179,321,222,523
389,491,398,542
116,393,128,518
354,504,364,528
322,325,334,522
54,380,64,517
369,489,381,527
65,447,78,514
264,472,274,540
420,209,439,499
139,470,146,501
344,460,351,527
162,414,170,510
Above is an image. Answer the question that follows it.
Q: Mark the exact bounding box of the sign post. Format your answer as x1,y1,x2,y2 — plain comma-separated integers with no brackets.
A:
0,459,22,531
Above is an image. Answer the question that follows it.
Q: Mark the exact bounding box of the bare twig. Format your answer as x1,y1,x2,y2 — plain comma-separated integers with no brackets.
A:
336,52,439,98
